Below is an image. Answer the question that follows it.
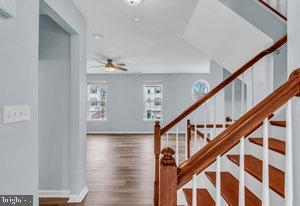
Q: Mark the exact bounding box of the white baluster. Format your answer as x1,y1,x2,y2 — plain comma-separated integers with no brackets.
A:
185,125,188,160
193,174,197,206
262,118,269,206
281,0,287,15
241,73,245,116
251,67,254,107
285,100,293,206
166,132,169,147
192,115,197,206
194,117,197,154
176,125,179,166
216,156,221,206
214,95,221,206
239,73,245,206
239,137,245,206
204,102,207,144
214,96,217,137
276,0,281,12
232,81,235,121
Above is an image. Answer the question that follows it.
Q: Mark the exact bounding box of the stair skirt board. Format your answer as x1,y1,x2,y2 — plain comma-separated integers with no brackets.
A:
68,186,89,203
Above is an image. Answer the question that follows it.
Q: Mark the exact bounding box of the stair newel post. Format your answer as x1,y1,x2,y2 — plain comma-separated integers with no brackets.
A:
187,119,191,158
160,148,177,206
154,121,161,206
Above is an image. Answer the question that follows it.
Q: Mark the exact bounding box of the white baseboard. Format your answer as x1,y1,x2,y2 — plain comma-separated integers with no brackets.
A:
39,190,70,198
86,131,186,135
68,186,88,203
87,131,154,134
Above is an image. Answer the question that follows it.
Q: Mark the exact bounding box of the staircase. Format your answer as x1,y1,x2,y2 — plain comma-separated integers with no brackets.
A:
153,2,299,206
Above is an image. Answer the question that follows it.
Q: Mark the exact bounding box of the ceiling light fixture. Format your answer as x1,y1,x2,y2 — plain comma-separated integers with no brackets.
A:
93,34,104,39
123,0,142,7
134,18,142,26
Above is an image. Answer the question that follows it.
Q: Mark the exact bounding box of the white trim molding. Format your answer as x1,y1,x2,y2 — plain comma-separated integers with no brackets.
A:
68,186,88,203
39,190,70,198
86,131,186,135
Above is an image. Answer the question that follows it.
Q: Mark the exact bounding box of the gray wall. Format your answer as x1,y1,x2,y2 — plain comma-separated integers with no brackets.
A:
223,69,247,119
288,1,300,204
0,0,39,205
39,15,71,191
40,0,87,197
219,0,287,90
0,0,87,202
87,61,224,133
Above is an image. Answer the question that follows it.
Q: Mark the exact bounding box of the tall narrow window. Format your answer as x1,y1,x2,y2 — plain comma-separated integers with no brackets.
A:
87,81,107,121
143,83,163,121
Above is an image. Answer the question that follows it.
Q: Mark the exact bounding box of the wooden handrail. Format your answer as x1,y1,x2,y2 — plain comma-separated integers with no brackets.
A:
176,69,300,188
160,35,287,135
190,124,231,129
258,0,287,21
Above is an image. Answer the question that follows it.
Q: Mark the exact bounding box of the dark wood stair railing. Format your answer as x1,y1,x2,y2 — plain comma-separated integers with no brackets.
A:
160,34,287,136
153,35,287,206
177,68,300,188
158,68,299,206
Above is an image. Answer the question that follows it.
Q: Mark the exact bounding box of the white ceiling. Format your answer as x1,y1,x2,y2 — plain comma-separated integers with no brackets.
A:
72,0,211,74
183,0,273,74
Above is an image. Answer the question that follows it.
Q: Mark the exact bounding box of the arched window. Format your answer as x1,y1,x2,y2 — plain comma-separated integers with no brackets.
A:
191,80,210,102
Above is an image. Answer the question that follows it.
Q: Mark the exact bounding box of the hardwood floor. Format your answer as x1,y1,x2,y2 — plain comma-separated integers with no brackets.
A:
40,134,187,206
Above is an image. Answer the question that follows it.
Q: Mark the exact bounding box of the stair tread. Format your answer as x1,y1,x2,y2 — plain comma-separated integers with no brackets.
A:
227,155,285,197
183,188,215,206
249,137,285,155
270,120,286,128
205,172,261,206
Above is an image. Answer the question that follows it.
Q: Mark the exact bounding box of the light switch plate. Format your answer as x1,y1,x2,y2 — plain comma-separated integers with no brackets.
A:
3,105,30,124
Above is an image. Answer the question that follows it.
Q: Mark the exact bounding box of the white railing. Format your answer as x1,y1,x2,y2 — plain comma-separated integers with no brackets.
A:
239,73,245,206
285,100,293,206
262,118,270,205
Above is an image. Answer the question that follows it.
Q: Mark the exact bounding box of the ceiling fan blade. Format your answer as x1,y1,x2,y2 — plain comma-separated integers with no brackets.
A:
115,67,128,72
90,66,105,68
115,63,126,67
97,60,107,65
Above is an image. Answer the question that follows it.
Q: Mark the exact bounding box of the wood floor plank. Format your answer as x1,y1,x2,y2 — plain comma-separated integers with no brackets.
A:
227,155,285,197
40,134,188,206
205,172,261,206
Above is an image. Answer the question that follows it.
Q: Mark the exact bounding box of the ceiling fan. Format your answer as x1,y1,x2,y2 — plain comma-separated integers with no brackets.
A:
90,59,128,72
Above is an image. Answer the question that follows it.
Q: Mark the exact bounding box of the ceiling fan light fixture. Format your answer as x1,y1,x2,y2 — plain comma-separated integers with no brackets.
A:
123,0,142,7
93,33,104,39
105,66,115,72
